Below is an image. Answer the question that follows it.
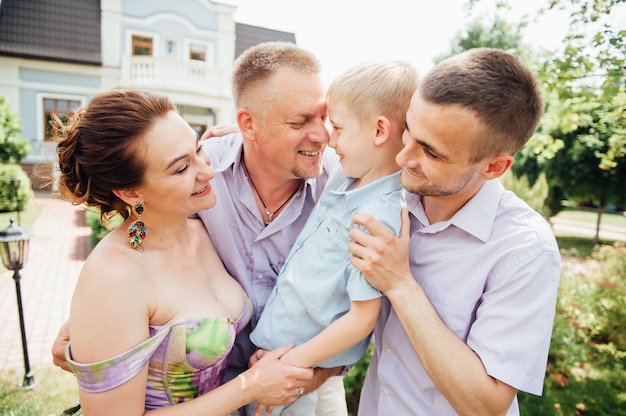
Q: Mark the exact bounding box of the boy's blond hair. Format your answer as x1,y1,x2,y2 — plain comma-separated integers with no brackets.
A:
327,60,419,126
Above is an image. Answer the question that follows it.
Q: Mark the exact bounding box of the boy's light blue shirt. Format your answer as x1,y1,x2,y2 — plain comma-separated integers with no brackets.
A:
198,133,340,381
250,171,405,368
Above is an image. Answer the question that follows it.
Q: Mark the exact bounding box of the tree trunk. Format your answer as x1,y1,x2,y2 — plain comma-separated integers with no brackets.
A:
594,195,606,244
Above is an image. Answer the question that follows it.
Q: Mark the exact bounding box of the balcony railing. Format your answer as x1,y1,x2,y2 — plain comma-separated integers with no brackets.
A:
120,56,229,96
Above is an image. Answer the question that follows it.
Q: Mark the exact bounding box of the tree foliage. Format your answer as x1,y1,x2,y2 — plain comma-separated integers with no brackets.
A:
462,0,625,242
434,11,527,63
522,0,625,241
532,0,626,170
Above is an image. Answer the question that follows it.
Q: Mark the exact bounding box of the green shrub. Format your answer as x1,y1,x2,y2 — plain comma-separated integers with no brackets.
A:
519,242,626,414
85,208,122,247
0,164,33,212
0,95,31,163
550,243,626,371
344,341,373,414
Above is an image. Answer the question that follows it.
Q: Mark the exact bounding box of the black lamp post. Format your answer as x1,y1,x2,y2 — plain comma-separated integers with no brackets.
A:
0,218,35,389
10,175,21,226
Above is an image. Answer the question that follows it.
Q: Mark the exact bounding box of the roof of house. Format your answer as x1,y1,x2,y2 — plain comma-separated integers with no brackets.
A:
0,0,101,65
0,1,295,65
235,22,296,58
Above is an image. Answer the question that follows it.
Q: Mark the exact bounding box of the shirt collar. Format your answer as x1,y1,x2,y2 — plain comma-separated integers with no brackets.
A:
212,135,324,204
327,171,402,210
211,134,242,173
407,179,503,242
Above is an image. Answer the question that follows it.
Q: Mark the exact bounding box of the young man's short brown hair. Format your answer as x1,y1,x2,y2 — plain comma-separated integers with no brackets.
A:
420,48,544,162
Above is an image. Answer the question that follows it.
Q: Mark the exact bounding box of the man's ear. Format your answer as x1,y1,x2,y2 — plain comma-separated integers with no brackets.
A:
374,116,392,146
483,155,513,180
237,108,256,142
112,188,140,207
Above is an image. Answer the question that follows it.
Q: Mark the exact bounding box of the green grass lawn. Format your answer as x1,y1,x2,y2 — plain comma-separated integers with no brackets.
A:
551,207,625,257
0,195,42,232
554,206,626,229
0,366,78,416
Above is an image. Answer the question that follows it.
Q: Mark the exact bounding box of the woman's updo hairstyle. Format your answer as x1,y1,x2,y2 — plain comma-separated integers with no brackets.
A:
52,89,175,224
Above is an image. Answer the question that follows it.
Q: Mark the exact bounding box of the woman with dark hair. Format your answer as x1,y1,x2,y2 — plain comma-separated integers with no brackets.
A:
54,89,311,415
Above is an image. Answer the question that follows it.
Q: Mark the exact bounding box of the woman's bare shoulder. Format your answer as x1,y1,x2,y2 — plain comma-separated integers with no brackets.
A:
77,229,148,293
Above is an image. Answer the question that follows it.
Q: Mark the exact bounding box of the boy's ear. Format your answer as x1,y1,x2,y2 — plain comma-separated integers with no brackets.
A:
237,108,256,142
482,155,513,179
374,116,392,146
112,188,140,206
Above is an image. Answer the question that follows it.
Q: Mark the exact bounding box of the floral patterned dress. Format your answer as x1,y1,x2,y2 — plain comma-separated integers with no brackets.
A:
66,298,252,411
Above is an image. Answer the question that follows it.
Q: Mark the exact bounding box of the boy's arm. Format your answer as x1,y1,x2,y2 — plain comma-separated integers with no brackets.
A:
279,298,381,369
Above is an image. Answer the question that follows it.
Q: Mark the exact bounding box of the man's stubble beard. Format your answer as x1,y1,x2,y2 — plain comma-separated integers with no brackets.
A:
400,168,476,197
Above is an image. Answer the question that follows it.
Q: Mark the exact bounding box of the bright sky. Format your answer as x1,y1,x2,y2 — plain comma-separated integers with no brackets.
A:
226,0,579,85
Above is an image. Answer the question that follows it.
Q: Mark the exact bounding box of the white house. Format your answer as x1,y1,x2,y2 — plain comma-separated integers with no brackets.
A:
0,0,295,188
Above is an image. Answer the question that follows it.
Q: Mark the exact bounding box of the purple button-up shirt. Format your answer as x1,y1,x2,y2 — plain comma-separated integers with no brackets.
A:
359,179,561,416
197,133,340,380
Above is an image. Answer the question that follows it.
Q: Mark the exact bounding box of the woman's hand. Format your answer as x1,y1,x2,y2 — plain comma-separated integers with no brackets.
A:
239,345,313,411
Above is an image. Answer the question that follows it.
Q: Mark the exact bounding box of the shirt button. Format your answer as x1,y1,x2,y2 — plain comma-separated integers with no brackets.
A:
383,389,389,395
385,348,392,354
257,274,263,279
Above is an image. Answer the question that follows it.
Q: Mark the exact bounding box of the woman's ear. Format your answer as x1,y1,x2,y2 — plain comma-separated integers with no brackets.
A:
374,116,392,146
112,188,140,207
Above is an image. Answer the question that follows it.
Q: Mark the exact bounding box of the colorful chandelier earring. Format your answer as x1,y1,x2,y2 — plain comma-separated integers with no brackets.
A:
128,202,147,252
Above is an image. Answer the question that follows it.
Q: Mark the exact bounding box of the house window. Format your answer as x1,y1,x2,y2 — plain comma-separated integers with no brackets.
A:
185,40,214,64
132,35,153,56
43,98,81,141
189,44,207,61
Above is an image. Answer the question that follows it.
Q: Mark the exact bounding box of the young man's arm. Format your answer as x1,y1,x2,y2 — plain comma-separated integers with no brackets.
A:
348,209,517,416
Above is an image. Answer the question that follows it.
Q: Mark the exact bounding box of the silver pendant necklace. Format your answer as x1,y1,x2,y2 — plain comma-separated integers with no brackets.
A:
241,156,300,226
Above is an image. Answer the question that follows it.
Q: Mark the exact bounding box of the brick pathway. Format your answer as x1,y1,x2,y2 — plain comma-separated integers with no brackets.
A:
0,191,91,372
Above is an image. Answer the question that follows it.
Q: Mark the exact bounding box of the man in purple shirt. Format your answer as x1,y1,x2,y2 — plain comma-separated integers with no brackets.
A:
348,48,561,415
197,42,345,416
